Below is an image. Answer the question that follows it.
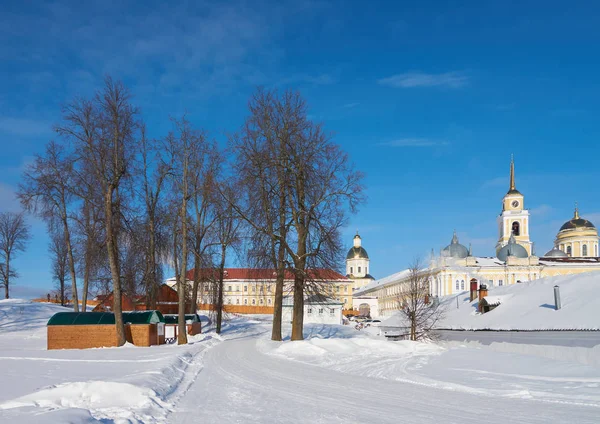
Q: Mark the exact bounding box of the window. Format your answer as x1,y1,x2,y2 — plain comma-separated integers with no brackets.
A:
567,246,572,256
252,286,256,292
319,308,324,314
358,266,361,273
228,286,232,292
343,298,347,303
227,298,232,304
336,286,340,292
455,281,459,290
244,286,248,292
308,308,312,314
350,267,353,274
268,299,271,305
260,285,264,292
460,280,465,290
252,299,256,305
583,245,588,256
244,299,248,305
236,299,240,305
512,221,520,236
259,299,263,304
330,308,335,315
267,285,271,292
236,285,240,291
498,279,503,286
488,280,493,286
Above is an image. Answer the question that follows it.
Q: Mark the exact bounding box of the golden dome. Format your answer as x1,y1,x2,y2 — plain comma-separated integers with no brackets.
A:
559,206,596,232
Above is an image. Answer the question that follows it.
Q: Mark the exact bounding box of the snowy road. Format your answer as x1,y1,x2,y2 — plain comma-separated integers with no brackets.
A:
170,330,600,424
436,330,600,347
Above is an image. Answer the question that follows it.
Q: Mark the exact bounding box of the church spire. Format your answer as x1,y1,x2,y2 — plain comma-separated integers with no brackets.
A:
574,202,580,219
509,154,516,191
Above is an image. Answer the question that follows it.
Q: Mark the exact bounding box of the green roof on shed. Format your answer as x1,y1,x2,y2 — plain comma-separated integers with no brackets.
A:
47,311,165,326
163,314,200,324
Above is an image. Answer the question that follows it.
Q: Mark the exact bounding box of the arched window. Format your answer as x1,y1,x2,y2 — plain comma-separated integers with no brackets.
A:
268,299,272,305
252,299,256,305
583,245,588,256
259,299,263,304
455,281,459,290
512,221,520,236
567,246,572,256
350,267,353,274
460,280,465,290
244,299,247,305
236,299,240,305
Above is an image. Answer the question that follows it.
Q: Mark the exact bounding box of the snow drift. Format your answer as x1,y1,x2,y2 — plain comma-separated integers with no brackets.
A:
438,271,600,330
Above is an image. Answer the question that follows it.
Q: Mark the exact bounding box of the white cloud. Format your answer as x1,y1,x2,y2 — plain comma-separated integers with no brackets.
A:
0,117,52,137
530,204,554,217
378,71,468,88
0,182,21,212
378,138,449,147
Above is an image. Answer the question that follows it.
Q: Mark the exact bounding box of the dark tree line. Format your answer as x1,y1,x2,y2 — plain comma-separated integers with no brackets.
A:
13,77,363,344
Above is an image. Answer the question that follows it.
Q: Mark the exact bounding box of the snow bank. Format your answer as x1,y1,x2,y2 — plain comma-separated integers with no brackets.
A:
439,271,600,330
0,381,165,423
0,299,221,423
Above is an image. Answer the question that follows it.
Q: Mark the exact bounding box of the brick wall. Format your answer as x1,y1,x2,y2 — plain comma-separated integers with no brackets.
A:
48,323,161,350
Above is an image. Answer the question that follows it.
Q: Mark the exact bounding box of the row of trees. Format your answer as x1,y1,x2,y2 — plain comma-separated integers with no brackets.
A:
10,77,364,344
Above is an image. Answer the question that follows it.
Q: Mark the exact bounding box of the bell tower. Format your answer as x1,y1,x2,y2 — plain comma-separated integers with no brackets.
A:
495,156,533,256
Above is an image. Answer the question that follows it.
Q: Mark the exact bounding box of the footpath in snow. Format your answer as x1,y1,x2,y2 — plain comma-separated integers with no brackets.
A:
2,299,600,423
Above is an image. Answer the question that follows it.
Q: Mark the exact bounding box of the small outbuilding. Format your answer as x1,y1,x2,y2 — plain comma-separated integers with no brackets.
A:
47,311,166,350
163,314,202,343
282,294,344,325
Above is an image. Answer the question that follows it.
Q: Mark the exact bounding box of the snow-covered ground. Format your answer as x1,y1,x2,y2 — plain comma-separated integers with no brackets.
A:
0,299,220,423
438,271,600,330
2,298,600,423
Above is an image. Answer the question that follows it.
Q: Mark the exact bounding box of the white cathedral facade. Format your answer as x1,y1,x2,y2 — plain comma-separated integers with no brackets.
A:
355,158,600,317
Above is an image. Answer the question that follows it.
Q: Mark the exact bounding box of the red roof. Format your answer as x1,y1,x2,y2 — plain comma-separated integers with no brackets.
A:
185,267,350,282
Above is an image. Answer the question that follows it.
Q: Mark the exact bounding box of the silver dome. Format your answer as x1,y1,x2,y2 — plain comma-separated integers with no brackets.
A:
543,246,568,258
441,231,469,259
497,234,529,261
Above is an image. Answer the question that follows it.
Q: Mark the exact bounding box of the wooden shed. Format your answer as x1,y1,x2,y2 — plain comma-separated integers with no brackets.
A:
47,311,166,350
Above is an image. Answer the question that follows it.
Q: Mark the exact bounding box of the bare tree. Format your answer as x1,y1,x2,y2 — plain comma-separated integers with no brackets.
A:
19,141,80,311
213,182,241,333
188,138,221,315
58,77,139,345
231,88,364,341
48,223,70,306
0,212,31,299
139,127,172,308
396,259,444,341
166,116,212,345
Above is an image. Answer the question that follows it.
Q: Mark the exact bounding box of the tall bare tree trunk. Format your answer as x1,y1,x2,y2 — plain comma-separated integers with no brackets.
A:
177,197,189,345
271,241,286,341
190,253,201,314
216,244,226,333
291,273,304,340
106,188,126,345
62,217,79,312
4,257,9,299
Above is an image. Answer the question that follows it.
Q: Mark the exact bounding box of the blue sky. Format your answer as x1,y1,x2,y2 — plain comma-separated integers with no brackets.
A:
2,0,600,297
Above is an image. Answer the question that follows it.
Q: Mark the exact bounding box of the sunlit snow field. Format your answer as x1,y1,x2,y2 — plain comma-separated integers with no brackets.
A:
1,275,600,424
